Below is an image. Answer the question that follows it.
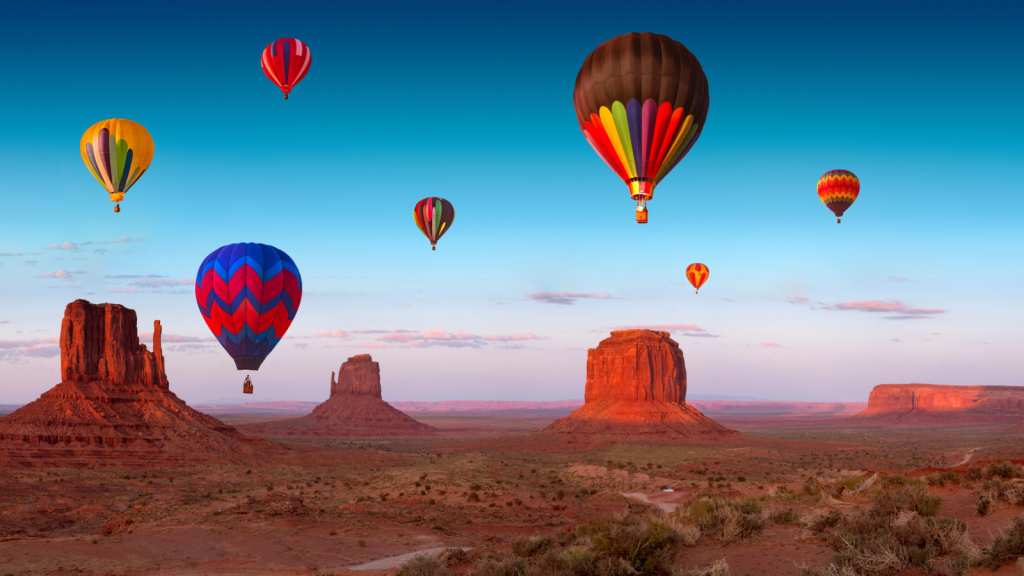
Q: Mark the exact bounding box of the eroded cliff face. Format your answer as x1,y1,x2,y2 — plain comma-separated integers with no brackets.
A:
329,355,381,398
60,299,166,388
584,330,686,404
544,329,734,441
0,300,278,467
852,384,1024,424
237,354,436,438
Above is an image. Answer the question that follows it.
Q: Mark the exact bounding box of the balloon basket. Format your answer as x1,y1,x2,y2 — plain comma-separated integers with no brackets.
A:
432,245,436,251
243,382,253,394
837,218,841,224
284,93,289,100
114,204,120,213
636,210,648,224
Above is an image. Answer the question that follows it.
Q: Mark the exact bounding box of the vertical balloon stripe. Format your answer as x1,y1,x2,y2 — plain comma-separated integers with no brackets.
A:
293,53,311,85
583,132,625,181
95,130,112,188
432,199,442,238
625,99,644,177
639,99,658,178
282,40,291,83
84,143,106,188
654,114,694,182
585,116,629,180
598,107,631,178
649,107,685,181
114,138,127,188
659,120,699,180
107,133,118,190
610,101,636,177
645,102,673,179
118,149,133,191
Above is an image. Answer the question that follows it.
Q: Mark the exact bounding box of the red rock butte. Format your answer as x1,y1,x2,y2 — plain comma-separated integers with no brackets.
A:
235,354,437,437
0,300,278,468
543,330,735,441
851,383,1024,425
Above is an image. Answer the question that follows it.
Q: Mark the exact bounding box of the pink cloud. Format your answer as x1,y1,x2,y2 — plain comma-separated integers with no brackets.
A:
139,332,211,343
483,333,549,342
21,345,60,358
786,295,810,304
0,338,60,361
761,342,785,348
527,291,616,305
111,288,141,293
315,330,351,339
825,299,947,320
37,270,74,279
610,323,719,338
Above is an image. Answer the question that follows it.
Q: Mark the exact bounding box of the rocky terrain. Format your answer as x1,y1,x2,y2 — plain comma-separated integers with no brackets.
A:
0,300,278,468
850,383,1024,424
542,330,736,442
236,355,437,437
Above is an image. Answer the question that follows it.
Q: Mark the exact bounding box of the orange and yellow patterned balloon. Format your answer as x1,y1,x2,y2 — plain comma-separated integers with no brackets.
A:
686,263,709,294
80,119,154,212
817,170,859,223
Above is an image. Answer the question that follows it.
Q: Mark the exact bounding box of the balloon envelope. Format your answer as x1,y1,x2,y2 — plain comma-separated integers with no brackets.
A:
686,263,709,293
261,38,311,98
414,197,455,249
817,170,859,222
573,32,709,210
79,119,154,205
195,243,302,370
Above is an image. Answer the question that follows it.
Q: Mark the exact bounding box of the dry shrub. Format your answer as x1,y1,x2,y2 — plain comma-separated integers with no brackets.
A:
681,558,730,576
872,484,941,517
677,525,701,547
978,515,1024,569
673,495,765,543
397,552,452,576
925,471,961,487
976,478,1024,514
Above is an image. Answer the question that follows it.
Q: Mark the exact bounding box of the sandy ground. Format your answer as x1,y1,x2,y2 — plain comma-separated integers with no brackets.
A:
1,409,1024,574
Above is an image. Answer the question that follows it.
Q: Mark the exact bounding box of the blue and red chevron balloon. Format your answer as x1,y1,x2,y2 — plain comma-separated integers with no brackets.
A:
195,243,302,371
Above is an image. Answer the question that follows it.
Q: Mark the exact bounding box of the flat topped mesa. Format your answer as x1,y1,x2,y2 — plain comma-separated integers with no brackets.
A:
61,299,167,388
543,329,734,442
851,383,1024,425
236,354,437,438
0,300,277,467
585,330,686,404
330,354,381,398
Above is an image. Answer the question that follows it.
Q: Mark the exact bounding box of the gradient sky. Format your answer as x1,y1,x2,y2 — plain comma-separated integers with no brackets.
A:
1,1,1022,404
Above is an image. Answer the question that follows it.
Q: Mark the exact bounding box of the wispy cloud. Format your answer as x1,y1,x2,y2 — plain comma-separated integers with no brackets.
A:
527,291,616,305
824,299,947,320
887,275,911,282
0,337,60,362
0,251,39,257
45,242,80,251
139,332,212,344
720,297,737,302
761,342,785,349
311,329,549,349
786,295,810,305
315,330,351,339
483,333,549,342
45,237,144,252
129,278,190,288
24,260,37,266
610,323,719,338
111,288,141,294
37,270,76,280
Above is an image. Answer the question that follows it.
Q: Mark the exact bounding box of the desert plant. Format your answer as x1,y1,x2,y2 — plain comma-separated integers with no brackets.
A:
396,553,451,576
978,515,1024,569
681,559,730,576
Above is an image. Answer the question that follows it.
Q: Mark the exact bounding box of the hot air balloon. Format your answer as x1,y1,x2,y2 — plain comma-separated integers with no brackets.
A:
686,263,709,294
195,243,302,393
79,119,154,213
573,32,710,224
261,38,311,99
414,197,454,250
817,170,859,223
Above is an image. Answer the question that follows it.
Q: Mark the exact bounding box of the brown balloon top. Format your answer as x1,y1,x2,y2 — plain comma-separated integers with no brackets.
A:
573,32,709,130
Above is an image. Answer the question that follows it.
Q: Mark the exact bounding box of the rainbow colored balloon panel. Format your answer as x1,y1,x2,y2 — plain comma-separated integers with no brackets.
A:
817,170,860,222
686,263,709,293
195,243,302,370
261,38,311,98
414,197,454,249
581,99,701,200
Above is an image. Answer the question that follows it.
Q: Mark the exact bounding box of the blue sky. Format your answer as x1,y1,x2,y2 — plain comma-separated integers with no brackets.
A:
1,1,1022,404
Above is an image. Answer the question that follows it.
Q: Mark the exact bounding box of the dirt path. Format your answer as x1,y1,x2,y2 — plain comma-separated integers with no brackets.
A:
955,447,981,467
349,547,472,570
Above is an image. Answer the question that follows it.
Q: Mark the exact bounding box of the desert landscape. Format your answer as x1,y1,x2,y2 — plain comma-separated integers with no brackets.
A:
2,302,1024,576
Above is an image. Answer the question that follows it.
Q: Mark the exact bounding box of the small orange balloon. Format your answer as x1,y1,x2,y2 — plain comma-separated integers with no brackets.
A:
686,263,709,294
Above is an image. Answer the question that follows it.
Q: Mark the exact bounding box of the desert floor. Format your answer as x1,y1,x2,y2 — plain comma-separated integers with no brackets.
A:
1,407,1023,575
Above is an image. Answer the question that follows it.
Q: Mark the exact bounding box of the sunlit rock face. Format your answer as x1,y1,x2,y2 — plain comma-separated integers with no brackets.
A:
852,384,1024,424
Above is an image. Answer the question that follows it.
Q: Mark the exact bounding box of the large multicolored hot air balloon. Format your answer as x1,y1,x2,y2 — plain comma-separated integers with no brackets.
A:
195,243,302,393
79,119,154,213
817,170,860,223
261,38,311,99
414,197,455,250
573,32,710,224
686,263,709,294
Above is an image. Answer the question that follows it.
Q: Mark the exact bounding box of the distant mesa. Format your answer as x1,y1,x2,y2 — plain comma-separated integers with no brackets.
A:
236,354,437,437
542,329,736,442
0,299,279,468
851,383,1024,425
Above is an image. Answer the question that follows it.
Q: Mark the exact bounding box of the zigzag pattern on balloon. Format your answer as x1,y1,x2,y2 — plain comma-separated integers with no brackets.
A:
195,243,302,370
817,170,860,218
581,98,701,201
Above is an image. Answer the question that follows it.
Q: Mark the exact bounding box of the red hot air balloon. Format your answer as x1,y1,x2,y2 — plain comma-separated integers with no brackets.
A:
686,263,709,294
261,38,312,99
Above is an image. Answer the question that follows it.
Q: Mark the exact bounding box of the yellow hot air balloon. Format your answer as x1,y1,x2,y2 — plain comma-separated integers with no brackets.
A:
80,119,154,212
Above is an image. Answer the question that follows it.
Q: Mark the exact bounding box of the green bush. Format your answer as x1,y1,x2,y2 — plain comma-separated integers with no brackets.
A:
396,553,451,576
979,515,1024,569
